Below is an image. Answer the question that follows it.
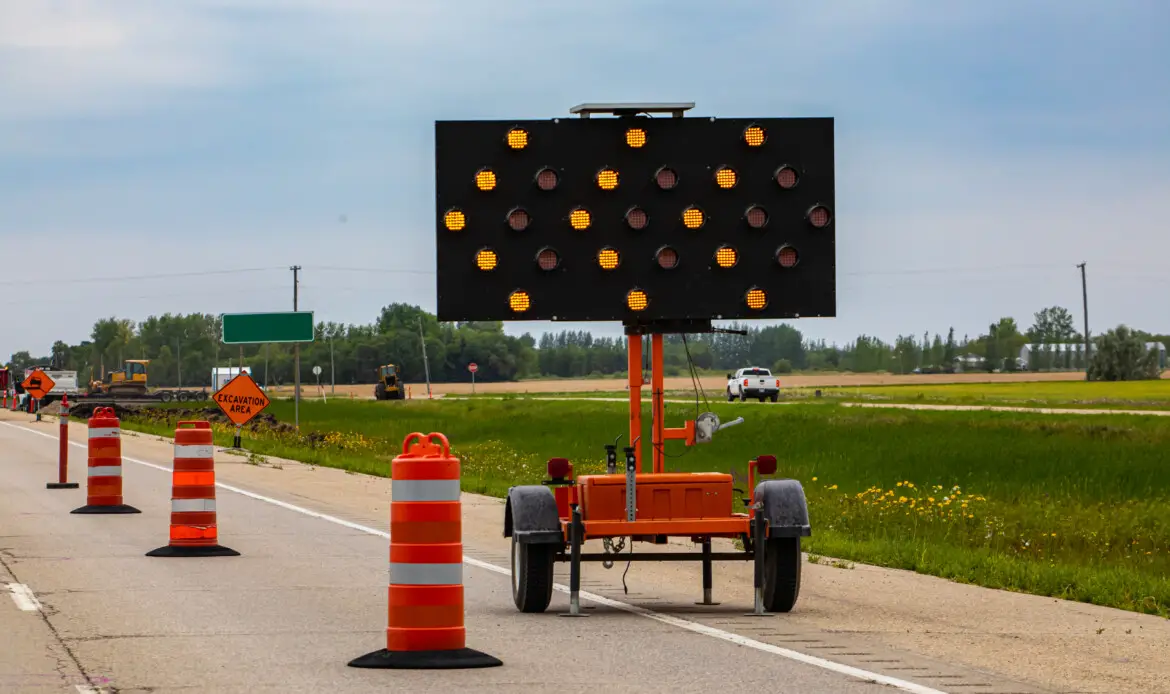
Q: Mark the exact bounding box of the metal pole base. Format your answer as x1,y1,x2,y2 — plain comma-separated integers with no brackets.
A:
146,544,240,557
695,594,722,606
71,504,141,514
348,647,503,669
46,482,79,489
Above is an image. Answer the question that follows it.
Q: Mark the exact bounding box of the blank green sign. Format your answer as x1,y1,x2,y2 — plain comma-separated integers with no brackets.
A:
221,312,315,344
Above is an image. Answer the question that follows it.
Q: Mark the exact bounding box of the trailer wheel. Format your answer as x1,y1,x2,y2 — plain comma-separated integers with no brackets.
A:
159,391,173,403
762,536,802,613
511,535,555,613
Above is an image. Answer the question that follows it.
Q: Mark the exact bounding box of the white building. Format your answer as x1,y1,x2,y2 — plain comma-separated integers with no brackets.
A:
211,366,254,391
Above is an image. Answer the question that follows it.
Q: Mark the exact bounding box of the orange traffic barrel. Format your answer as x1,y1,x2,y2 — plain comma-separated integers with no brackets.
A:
146,421,239,557
71,407,140,514
348,431,501,670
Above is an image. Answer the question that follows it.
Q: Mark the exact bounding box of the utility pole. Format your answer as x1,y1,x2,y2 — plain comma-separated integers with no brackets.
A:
1078,262,1090,380
329,335,335,395
292,265,302,428
418,316,432,398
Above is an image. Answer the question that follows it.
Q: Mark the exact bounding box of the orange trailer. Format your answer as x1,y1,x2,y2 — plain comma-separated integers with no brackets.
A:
504,325,811,615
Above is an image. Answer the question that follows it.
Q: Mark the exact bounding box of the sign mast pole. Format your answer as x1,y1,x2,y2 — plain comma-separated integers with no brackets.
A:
291,265,301,430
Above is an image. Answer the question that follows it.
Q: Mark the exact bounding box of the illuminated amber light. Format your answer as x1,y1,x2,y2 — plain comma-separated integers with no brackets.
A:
506,128,528,149
444,209,466,231
509,290,531,312
715,167,737,189
475,169,497,191
597,248,620,270
596,168,619,191
745,288,768,310
570,208,591,230
626,289,649,312
626,128,647,148
743,125,766,147
682,207,704,229
475,248,498,271
714,246,738,268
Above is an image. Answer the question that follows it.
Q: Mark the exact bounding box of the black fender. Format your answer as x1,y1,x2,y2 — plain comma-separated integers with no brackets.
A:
752,479,812,538
503,485,565,545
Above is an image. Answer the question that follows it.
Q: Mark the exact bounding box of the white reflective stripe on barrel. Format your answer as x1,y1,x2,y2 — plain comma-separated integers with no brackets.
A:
87,466,122,477
391,478,461,502
388,562,462,586
88,427,120,439
173,444,214,459
172,498,216,513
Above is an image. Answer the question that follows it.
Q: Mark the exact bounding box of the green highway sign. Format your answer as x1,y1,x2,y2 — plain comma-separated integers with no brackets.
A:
221,312,315,345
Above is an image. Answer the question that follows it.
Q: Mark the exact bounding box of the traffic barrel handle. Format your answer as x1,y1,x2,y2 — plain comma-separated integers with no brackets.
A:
400,431,451,457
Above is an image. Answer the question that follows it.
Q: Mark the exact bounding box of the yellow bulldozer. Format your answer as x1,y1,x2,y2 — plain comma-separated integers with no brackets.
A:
89,359,151,396
373,364,406,400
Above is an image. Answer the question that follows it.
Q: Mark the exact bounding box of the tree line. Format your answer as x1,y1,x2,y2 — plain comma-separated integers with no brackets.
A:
5,304,1167,388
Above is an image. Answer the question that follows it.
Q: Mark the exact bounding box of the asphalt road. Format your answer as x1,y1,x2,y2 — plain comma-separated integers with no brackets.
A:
3,410,1167,693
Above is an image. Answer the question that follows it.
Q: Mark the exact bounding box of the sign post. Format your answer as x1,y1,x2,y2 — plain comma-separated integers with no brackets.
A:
21,369,55,423
212,371,272,451
220,311,314,431
47,393,79,489
468,362,478,394
312,365,325,403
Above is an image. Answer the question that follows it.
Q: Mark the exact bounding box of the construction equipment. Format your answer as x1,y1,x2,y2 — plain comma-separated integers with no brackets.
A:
373,364,406,401
85,360,208,403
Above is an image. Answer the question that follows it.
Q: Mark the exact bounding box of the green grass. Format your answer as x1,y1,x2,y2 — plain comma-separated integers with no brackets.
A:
810,379,1170,410
111,398,1170,618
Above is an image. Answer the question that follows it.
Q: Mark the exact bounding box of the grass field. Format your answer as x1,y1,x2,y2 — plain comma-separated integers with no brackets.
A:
115,398,1170,619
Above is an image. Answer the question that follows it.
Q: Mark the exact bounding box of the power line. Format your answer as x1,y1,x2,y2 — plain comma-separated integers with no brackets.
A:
0,267,288,287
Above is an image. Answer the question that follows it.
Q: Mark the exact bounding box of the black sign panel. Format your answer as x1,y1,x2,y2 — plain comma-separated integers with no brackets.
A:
434,115,835,324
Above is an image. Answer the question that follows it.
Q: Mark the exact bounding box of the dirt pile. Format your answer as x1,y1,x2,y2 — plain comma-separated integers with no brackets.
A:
130,406,298,434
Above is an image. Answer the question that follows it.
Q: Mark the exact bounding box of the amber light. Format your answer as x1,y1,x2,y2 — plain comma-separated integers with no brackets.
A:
626,128,647,148
570,208,592,230
475,248,498,271
625,207,648,230
682,206,704,229
506,128,528,149
714,167,737,189
776,245,799,268
743,124,766,147
626,289,649,312
745,287,768,310
655,166,678,190
507,207,530,231
655,246,679,270
714,246,738,268
535,167,559,191
745,205,768,229
536,247,561,271
807,205,832,228
597,247,620,270
775,165,799,189
509,290,531,312
475,168,497,191
596,168,619,191
443,209,466,231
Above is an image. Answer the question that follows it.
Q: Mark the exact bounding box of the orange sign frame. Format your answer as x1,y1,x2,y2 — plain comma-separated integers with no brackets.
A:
21,369,56,400
212,372,271,427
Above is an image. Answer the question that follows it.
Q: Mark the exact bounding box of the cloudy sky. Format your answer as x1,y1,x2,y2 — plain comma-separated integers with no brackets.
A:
2,0,1168,359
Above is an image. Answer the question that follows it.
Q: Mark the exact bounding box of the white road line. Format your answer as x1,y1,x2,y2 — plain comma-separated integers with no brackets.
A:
7,582,42,611
1,420,945,694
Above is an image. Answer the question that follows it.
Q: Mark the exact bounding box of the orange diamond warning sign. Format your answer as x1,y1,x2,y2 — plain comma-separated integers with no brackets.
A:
21,369,55,400
213,371,271,427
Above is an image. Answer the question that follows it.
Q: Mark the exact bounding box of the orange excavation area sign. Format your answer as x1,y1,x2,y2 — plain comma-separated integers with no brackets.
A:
22,369,55,400
213,372,271,427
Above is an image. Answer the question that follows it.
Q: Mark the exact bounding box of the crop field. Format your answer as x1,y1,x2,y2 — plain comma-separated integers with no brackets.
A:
110,395,1170,619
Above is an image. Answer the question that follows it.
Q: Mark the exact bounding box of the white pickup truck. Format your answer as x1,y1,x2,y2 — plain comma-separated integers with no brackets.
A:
726,367,780,402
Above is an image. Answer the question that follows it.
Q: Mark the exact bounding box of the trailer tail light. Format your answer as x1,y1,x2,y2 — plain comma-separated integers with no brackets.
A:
756,454,777,475
547,457,571,480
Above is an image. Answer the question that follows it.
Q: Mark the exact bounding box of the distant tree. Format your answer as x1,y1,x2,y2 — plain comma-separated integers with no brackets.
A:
1027,306,1079,343
771,358,793,374
1088,325,1161,381
943,328,957,368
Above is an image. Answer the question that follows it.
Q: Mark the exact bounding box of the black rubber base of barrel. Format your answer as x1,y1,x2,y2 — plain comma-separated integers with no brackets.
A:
347,647,503,669
46,482,80,489
145,544,240,557
71,504,141,514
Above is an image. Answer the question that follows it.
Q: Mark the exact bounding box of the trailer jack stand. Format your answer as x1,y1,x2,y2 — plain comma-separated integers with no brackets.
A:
694,539,720,606
561,504,589,618
744,509,773,617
